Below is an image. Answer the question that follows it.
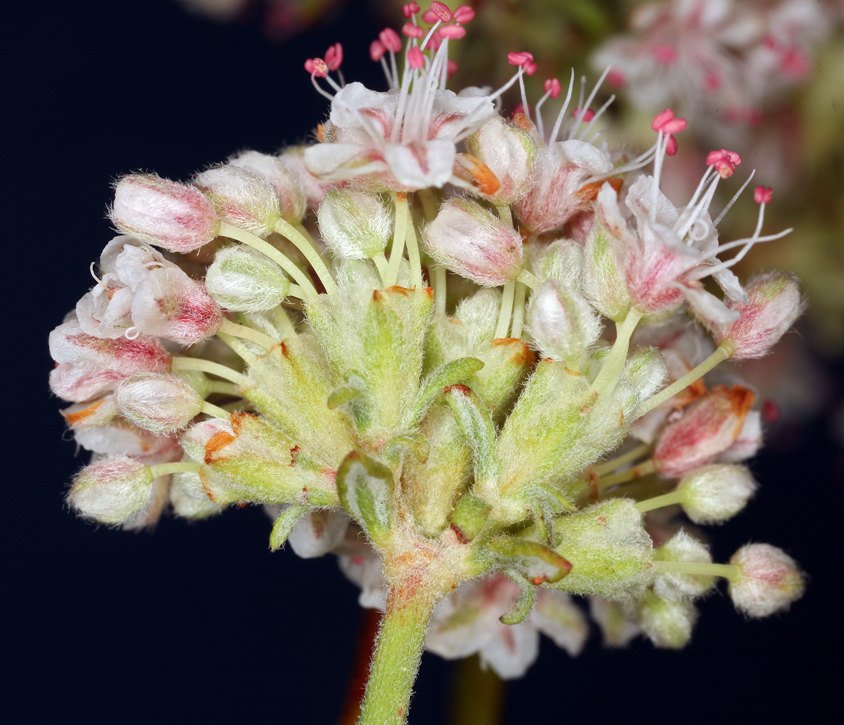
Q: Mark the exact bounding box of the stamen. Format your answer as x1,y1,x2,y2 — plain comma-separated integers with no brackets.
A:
403,22,424,39
429,1,452,22
124,327,140,340
407,46,425,68
325,43,343,71
712,171,756,228
453,5,475,23
549,69,575,143
578,94,615,141
89,262,109,292
403,3,420,19
697,228,793,276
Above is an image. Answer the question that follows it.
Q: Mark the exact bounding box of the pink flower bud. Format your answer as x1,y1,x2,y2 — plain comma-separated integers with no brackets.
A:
49,320,172,403
654,385,756,477
111,174,220,253
228,151,306,225
130,265,222,345
116,372,204,434
423,198,523,286
193,165,282,238
714,272,802,359
67,455,155,525
728,544,805,618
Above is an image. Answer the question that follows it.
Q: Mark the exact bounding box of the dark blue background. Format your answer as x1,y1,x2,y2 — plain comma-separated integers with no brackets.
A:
6,1,842,722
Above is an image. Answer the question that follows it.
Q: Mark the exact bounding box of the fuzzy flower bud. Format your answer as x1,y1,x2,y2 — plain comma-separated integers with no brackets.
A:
728,544,805,618
228,150,306,225
654,386,756,477
466,117,537,204
111,173,220,253
205,245,291,312
67,455,155,525
715,272,802,359
677,464,757,524
131,266,222,345
116,372,204,434
423,198,523,286
526,281,601,361
635,593,697,649
654,530,715,601
317,188,393,259
193,165,282,238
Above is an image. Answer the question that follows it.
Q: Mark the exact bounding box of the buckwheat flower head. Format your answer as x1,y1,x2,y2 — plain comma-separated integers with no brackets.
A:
51,5,807,723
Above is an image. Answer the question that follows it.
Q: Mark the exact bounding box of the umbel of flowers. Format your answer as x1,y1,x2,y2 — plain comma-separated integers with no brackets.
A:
52,4,804,723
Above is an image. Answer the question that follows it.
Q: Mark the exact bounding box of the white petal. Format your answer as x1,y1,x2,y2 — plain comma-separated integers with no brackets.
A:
383,139,455,189
288,509,350,558
531,590,589,656
479,623,539,679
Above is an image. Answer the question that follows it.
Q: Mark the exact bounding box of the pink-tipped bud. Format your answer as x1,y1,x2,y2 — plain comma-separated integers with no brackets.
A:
422,198,523,287
507,51,534,66
728,544,805,618
754,185,773,204
403,2,420,18
544,78,562,99
228,150,306,225
403,22,424,38
453,5,475,23
325,43,343,71
68,455,156,526
654,386,756,478
429,1,452,21
370,40,387,61
116,372,204,434
572,108,595,122
379,27,402,53
111,174,220,253
407,46,426,68
194,165,282,238
677,464,757,524
130,265,222,345
439,24,466,39
715,272,802,360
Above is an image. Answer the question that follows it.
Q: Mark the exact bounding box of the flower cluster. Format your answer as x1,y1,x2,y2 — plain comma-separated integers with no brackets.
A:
52,4,805,722
593,0,833,127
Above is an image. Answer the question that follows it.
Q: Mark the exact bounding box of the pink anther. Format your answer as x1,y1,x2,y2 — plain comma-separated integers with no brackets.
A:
453,6,475,23
403,2,420,17
523,61,538,76
379,28,402,53
607,69,626,87
572,108,595,122
305,58,328,78
407,46,426,69
704,72,721,91
325,43,343,71
370,40,386,62
439,24,466,39
429,2,452,22
651,108,674,131
507,51,534,66
447,59,459,78
513,102,529,116
706,148,741,178
402,22,424,38
665,135,678,156
544,78,562,99
754,186,773,204
428,31,443,51
781,46,810,79
422,9,438,23
726,150,742,165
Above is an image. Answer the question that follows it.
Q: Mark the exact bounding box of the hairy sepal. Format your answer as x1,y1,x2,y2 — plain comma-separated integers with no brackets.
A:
336,450,394,546
485,537,572,585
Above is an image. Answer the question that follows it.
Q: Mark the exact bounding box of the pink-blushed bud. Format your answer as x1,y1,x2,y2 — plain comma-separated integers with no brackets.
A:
466,118,537,204
193,165,282,238
728,544,805,618
677,464,757,524
526,281,602,361
655,530,715,601
228,151,306,225
654,385,756,477
179,418,233,463
718,410,763,463
111,173,220,253
205,245,291,312
67,455,155,525
49,320,172,403
131,265,222,345
116,372,203,434
423,198,523,287
317,188,393,259
514,141,614,235
714,272,803,359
